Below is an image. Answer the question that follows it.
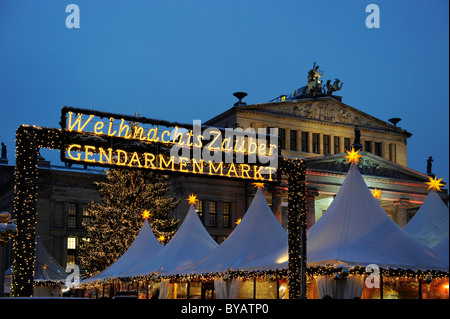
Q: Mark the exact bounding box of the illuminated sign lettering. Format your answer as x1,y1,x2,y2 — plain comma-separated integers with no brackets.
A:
60,107,280,182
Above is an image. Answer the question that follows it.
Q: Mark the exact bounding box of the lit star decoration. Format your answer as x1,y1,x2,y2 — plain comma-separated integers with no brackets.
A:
253,182,265,189
371,188,382,200
344,147,363,164
141,210,151,220
158,235,166,243
425,175,445,192
187,193,197,205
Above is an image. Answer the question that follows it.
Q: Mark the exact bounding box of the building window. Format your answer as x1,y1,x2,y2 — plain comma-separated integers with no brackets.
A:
323,135,330,155
301,132,309,152
374,142,382,157
279,128,286,149
344,137,351,151
364,141,372,153
209,201,217,227
389,143,396,162
67,236,77,266
334,136,340,154
67,236,77,249
82,204,91,226
67,255,76,266
266,127,273,144
68,203,77,229
312,133,320,154
195,199,203,223
290,130,297,151
223,202,231,228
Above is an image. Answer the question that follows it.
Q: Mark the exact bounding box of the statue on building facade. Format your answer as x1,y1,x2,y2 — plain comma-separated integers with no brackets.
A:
0,142,7,164
352,126,362,151
427,156,433,175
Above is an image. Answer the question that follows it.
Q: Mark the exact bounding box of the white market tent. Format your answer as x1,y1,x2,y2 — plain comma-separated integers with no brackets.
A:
32,236,69,297
82,219,162,284
4,237,68,296
403,190,449,247
121,202,218,278
234,163,447,274
175,187,288,276
432,236,449,269
34,236,68,283
307,163,446,272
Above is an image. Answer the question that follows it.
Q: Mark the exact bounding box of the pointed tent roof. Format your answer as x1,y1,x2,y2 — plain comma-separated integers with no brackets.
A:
403,191,449,247
176,187,288,275
82,219,162,284
34,236,68,282
307,163,446,271
122,203,218,278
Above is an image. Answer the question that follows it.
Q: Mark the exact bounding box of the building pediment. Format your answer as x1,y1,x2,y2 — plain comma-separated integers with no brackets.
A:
241,97,411,136
305,151,429,182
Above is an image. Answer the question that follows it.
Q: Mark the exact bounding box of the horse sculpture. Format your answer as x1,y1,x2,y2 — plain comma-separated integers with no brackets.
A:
325,78,343,95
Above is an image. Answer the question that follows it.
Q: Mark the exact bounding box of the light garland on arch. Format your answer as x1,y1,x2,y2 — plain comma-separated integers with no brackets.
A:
11,125,63,297
280,157,307,299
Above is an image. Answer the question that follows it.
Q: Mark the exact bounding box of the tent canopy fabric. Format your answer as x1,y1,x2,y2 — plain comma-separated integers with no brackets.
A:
82,219,162,284
34,236,68,282
175,187,288,276
307,163,447,271
122,203,218,278
403,191,449,247
432,236,449,268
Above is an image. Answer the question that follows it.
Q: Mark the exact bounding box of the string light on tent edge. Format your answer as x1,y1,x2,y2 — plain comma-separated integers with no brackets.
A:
187,193,197,205
426,175,445,192
235,218,242,225
344,147,363,164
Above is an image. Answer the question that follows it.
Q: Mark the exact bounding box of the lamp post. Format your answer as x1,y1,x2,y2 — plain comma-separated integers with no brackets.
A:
0,212,17,297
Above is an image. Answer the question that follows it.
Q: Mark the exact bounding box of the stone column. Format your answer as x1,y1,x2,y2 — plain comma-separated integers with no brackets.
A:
393,198,410,227
270,187,283,225
306,188,319,229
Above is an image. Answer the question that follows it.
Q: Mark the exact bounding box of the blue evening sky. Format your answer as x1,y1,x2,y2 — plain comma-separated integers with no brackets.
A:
0,1,448,185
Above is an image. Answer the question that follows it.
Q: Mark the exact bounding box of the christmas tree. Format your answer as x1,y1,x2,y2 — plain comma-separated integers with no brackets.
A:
78,168,180,277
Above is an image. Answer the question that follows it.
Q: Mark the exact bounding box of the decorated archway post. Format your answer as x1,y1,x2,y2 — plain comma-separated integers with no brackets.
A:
282,158,307,299
11,107,307,297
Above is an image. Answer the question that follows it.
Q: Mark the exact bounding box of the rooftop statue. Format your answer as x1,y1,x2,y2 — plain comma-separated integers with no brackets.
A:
305,62,343,97
306,62,324,95
325,78,344,95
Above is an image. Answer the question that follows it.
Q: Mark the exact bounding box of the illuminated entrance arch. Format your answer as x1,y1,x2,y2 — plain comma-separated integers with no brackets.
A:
12,107,306,298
